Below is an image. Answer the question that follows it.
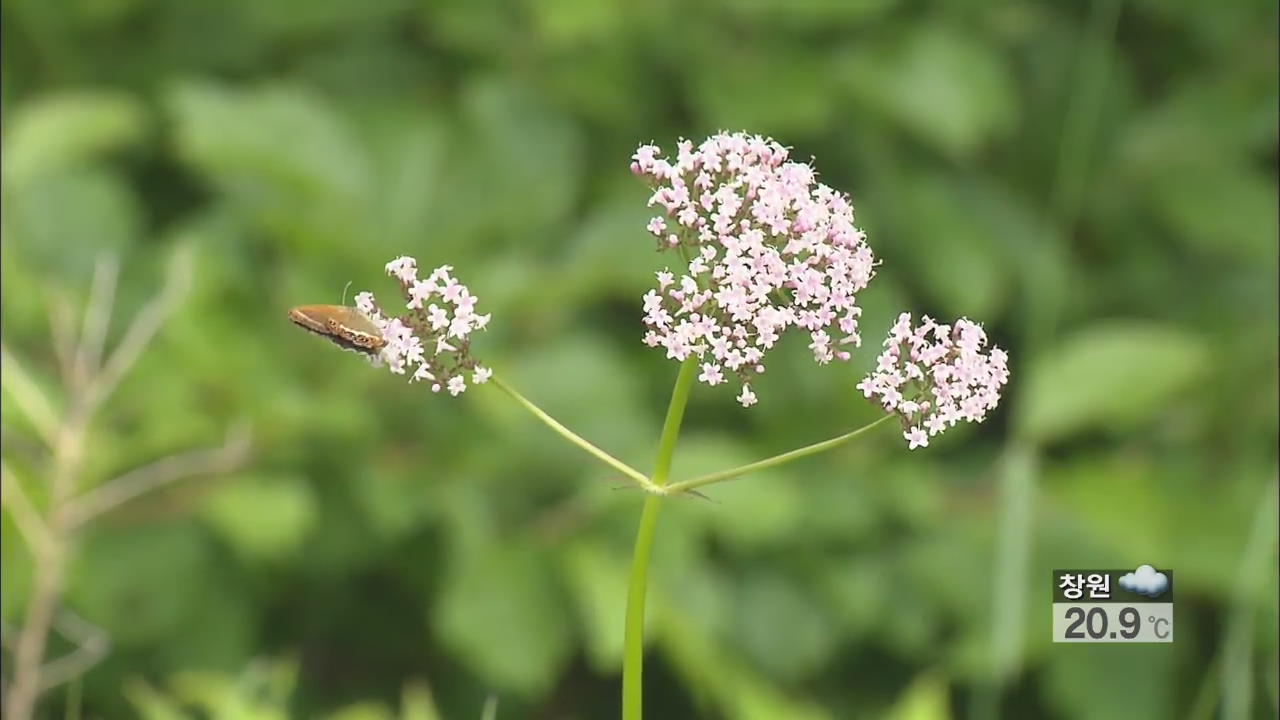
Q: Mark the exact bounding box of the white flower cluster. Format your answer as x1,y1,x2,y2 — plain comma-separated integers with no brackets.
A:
357,256,492,396
631,132,876,407
856,313,1010,449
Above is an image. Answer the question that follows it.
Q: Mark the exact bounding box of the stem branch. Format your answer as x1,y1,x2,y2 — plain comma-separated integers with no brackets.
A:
4,420,84,720
664,414,894,494
63,423,251,529
489,376,657,493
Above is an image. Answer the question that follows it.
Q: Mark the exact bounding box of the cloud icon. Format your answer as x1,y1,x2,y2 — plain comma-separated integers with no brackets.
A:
1119,565,1169,598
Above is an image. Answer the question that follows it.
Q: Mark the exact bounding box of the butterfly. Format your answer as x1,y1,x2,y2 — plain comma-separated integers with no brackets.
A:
287,305,386,358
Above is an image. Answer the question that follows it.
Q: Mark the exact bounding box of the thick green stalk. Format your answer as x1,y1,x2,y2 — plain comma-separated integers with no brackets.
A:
621,495,662,720
664,414,894,494
622,357,698,720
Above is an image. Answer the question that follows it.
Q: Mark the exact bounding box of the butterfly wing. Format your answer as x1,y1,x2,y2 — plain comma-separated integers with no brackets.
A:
288,305,385,357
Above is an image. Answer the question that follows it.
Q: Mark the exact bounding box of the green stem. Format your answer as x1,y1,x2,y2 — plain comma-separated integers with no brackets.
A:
622,357,698,720
664,414,895,494
621,495,662,720
489,375,656,493
650,359,699,487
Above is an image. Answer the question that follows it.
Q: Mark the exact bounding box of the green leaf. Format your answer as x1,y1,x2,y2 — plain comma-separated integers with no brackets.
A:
2,167,140,281
560,540,630,671
123,679,195,720
718,0,895,28
2,90,146,186
165,671,237,714
442,78,585,244
1118,69,1277,170
327,703,395,720
566,181,669,300
168,81,371,199
417,0,522,56
1042,644,1176,720
432,544,572,695
687,46,838,135
401,682,444,720
885,672,951,720
367,118,449,254
347,466,437,544
528,0,625,46
670,435,804,548
735,570,839,680
200,475,317,562
797,475,879,544
819,556,889,638
167,659,297,720
1020,323,1209,442
1043,454,1274,599
504,334,650,469
241,0,410,41
1144,157,1277,262
876,172,1011,318
841,24,1017,158
657,607,833,720
166,80,372,246
151,579,255,672
541,45,654,130
68,523,217,645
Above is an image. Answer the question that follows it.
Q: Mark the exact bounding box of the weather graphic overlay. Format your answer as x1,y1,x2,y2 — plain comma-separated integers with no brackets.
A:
1052,565,1173,643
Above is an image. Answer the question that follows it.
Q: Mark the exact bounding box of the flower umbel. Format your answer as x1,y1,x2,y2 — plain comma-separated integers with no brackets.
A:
632,132,875,407
857,313,1010,448
356,256,492,395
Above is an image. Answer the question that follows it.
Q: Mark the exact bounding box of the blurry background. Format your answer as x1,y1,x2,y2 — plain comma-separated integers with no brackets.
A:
2,0,1277,718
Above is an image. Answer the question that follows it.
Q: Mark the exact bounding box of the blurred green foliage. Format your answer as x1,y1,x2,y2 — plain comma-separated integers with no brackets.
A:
2,0,1277,718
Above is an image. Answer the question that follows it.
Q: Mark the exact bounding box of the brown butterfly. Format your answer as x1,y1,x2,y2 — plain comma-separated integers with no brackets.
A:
287,305,385,358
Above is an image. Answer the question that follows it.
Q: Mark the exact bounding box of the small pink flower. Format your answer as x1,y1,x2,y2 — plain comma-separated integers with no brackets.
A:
905,427,929,450
441,283,466,305
633,132,875,408
737,385,758,407
407,279,434,310
403,336,425,366
427,305,450,330
925,415,947,436
386,256,418,285
860,313,1009,448
354,291,377,315
452,290,478,315
447,375,466,396
449,317,473,339
357,256,491,397
699,362,725,386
